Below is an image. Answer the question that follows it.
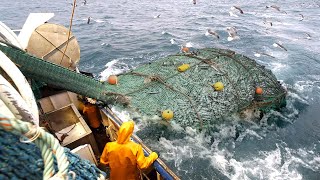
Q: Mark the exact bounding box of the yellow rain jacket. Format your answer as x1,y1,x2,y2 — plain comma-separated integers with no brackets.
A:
100,121,158,180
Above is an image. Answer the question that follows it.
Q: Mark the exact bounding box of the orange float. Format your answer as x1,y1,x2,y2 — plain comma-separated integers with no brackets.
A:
181,47,189,53
108,75,118,85
255,87,263,95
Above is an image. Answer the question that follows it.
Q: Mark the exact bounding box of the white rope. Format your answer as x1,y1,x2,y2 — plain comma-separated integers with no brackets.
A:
20,124,42,143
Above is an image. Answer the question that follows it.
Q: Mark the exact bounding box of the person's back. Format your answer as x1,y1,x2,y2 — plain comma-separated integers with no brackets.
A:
100,121,158,180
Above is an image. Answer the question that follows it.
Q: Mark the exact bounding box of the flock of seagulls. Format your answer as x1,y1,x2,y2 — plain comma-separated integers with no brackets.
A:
78,0,315,58
172,2,314,57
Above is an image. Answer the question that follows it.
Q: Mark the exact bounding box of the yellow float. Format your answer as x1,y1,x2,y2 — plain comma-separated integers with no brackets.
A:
177,64,190,72
213,82,224,91
161,109,174,121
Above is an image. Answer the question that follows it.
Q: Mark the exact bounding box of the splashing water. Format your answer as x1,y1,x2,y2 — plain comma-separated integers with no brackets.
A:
1,0,320,179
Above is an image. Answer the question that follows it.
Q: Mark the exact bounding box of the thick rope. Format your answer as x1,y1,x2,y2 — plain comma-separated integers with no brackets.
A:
0,114,70,179
60,0,77,66
35,139,55,179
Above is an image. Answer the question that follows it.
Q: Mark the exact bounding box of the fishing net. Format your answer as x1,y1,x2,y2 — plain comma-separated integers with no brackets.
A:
103,48,286,129
0,44,286,130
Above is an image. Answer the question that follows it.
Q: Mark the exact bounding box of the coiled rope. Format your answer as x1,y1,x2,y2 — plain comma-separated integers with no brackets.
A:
0,114,70,179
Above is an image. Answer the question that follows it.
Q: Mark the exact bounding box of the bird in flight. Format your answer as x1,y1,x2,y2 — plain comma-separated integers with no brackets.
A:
273,42,287,51
226,27,239,41
206,29,220,39
229,6,244,17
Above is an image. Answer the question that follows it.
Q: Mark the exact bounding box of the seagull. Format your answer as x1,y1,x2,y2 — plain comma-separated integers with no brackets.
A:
226,27,239,41
206,29,220,39
266,5,287,14
170,38,176,44
254,52,275,58
305,33,311,40
266,5,280,11
231,6,244,14
229,6,243,17
154,14,161,18
299,14,304,21
87,17,91,24
273,42,287,51
263,18,273,26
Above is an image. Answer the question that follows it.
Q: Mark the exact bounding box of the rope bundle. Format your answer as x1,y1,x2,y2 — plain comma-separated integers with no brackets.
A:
0,114,106,180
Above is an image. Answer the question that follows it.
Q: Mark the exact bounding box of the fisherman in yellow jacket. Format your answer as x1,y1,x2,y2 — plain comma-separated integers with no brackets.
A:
100,121,158,180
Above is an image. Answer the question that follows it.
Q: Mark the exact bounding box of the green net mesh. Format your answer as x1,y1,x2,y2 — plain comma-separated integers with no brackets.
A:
104,48,286,129
0,44,286,130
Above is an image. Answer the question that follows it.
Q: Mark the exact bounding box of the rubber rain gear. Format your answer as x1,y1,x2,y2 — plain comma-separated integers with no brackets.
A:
100,121,158,180
82,103,101,128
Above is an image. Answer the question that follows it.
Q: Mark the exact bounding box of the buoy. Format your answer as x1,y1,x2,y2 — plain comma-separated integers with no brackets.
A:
108,75,118,85
177,64,190,72
181,47,189,53
213,82,224,91
255,87,263,95
162,109,174,121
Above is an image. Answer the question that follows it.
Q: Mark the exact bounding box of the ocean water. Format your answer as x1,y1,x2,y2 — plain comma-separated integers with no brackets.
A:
1,0,320,179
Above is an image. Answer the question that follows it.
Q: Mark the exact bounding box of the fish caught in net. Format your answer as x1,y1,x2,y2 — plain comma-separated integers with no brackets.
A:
103,48,286,129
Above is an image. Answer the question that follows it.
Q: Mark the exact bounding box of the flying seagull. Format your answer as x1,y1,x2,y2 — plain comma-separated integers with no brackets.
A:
229,6,244,17
254,52,275,58
226,27,239,41
170,38,176,44
299,14,304,21
206,29,220,39
263,18,273,26
273,42,287,51
305,33,311,40
231,6,244,14
266,5,287,14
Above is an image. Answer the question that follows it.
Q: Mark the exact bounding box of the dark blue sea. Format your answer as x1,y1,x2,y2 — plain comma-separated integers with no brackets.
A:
1,0,320,179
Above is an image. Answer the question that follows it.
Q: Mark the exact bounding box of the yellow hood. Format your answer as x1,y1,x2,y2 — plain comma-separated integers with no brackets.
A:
116,121,134,144
100,120,158,179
